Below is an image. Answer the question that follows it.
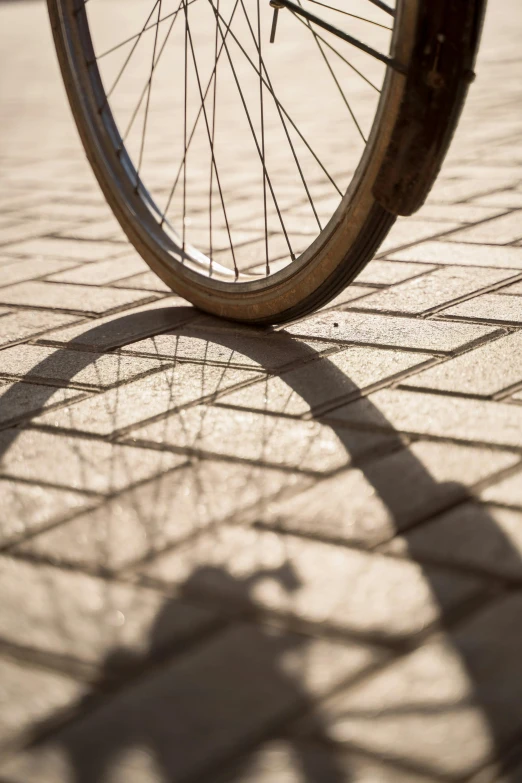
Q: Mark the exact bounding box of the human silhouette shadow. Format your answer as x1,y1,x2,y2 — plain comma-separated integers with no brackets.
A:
1,305,522,781
26,563,350,783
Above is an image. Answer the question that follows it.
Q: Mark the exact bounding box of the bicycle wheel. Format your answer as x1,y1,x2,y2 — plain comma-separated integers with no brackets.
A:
48,0,485,324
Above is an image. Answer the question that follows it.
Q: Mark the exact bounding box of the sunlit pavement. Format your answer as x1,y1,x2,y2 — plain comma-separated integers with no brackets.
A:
0,1,522,781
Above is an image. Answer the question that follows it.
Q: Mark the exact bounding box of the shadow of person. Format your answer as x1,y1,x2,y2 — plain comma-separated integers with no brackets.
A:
26,563,348,783
1,305,521,781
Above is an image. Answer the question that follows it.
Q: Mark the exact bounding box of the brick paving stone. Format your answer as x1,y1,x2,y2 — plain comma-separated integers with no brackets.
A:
325,388,522,449
215,741,439,783
0,309,80,348
0,479,94,546
36,299,194,350
34,363,262,436
0,379,83,427
0,656,85,752
128,404,395,473
285,311,499,352
480,467,522,507
218,346,433,416
119,329,337,371
4,237,127,262
292,594,522,779
350,267,515,315
0,257,75,288
400,331,522,397
16,462,308,571
52,218,127,243
252,442,518,548
441,293,522,324
499,280,522,294
389,241,522,269
0,555,216,671
0,220,74,249
0,624,383,783
355,259,437,286
445,210,522,245
320,285,377,310
140,525,483,641
112,270,171,292
426,176,519,204
0,343,174,390
0,429,185,493
473,191,522,208
233,741,446,783
44,255,147,286
0,281,158,315
376,219,460,255
412,203,508,224
385,502,522,581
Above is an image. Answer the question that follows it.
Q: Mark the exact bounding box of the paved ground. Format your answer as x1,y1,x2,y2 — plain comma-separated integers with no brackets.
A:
1,1,522,781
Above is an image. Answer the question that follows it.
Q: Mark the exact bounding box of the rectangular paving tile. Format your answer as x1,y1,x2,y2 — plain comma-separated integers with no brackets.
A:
140,525,483,641
0,429,185,493
34,363,262,436
0,281,157,315
112,270,171,292
480,467,522,507
0,343,174,390
413,203,508,224
253,442,518,548
292,594,522,778
350,268,515,315
0,257,75,288
0,379,83,427
377,219,460,255
389,241,522,269
0,656,84,753
215,741,439,783
36,298,193,350
44,255,147,285
440,293,522,324
355,260,437,286
0,555,216,671
319,286,377,310
0,309,80,348
119,329,337,372
4,237,127,261
386,502,522,581
16,462,309,571
445,211,522,244
325,388,522,449
0,478,94,547
400,331,522,397
499,280,522,294
0,623,382,783
284,311,499,353
218,346,433,416
128,404,396,473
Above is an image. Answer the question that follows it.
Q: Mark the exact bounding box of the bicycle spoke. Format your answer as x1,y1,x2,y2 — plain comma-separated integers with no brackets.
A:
160,0,241,224
208,0,220,272
208,0,342,196
293,1,367,143
209,0,295,262
184,0,238,274
257,0,269,274
292,12,381,92
136,0,163,187
304,0,392,31
239,0,322,231
277,0,404,71
119,2,183,147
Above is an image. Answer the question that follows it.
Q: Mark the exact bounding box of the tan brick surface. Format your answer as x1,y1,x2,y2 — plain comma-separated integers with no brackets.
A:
0,0,521,779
